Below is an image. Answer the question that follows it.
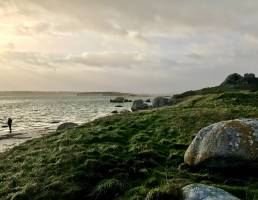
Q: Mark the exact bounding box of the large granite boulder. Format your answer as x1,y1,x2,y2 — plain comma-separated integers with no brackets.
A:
57,122,78,131
184,118,258,168
131,99,149,111
182,184,240,200
152,96,172,108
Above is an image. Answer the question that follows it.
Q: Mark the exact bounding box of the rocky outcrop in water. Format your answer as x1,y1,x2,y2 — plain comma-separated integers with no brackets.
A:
131,99,149,111
110,97,125,103
57,122,78,131
182,184,240,200
184,118,258,169
110,97,132,103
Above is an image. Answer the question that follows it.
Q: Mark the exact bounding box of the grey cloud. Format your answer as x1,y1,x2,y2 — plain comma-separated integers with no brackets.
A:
0,51,56,70
17,22,52,35
1,48,258,93
3,1,258,44
62,52,152,68
16,0,258,37
0,51,157,70
1,1,258,92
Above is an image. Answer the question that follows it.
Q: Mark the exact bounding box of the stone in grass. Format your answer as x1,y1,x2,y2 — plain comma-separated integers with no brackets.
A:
184,118,258,169
131,99,149,111
182,184,240,200
119,109,131,114
56,122,78,131
152,96,173,108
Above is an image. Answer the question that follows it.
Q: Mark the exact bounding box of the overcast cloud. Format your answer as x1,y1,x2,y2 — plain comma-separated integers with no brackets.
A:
0,0,258,93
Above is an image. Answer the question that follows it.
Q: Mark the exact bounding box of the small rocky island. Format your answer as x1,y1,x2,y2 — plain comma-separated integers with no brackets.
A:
110,96,132,103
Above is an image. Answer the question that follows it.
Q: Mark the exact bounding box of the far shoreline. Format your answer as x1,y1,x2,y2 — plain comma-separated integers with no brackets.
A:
0,91,169,97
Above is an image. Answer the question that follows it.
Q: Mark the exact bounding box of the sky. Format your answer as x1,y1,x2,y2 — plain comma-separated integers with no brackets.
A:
1,0,258,93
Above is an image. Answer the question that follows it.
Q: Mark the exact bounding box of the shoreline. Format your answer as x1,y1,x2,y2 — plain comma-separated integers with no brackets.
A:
0,128,54,153
0,113,111,153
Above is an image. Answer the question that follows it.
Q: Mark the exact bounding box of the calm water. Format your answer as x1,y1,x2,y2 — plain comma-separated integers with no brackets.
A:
0,94,149,151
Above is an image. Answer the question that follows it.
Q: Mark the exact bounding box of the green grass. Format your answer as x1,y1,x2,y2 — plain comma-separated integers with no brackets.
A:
0,92,258,199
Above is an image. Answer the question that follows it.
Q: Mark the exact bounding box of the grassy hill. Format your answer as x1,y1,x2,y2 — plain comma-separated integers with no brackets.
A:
1,92,258,199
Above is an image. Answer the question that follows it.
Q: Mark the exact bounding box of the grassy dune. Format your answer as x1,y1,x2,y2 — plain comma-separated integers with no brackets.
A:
1,92,258,199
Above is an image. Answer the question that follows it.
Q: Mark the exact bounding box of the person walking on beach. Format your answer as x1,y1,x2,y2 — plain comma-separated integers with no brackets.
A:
7,118,12,133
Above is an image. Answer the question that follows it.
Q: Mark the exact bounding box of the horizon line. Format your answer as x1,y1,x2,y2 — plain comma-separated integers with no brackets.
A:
0,90,172,96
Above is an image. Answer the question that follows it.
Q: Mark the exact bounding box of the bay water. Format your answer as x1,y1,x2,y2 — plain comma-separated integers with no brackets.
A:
0,93,149,152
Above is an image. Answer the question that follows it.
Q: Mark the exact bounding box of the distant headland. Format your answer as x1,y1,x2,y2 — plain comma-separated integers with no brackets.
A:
76,92,139,96
0,91,142,97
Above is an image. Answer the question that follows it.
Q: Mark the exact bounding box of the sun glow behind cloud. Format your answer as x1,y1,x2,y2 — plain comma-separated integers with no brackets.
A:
1,0,258,93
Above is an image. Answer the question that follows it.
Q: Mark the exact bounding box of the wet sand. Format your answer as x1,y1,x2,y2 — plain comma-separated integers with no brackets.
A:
0,129,53,153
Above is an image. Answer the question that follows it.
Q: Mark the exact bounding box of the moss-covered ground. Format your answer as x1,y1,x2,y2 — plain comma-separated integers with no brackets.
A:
0,92,258,199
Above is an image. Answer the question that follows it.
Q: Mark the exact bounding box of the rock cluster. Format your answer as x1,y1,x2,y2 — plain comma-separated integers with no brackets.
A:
130,96,176,111
110,97,132,103
131,99,149,111
221,73,258,89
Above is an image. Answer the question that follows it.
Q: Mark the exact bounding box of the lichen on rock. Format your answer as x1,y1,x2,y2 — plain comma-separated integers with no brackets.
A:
182,184,240,200
184,118,258,168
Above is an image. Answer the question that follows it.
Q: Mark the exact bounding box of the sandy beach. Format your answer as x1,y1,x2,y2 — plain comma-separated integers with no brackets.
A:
0,129,53,152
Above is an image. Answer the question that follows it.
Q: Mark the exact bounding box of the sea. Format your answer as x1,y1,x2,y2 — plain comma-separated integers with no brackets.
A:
0,92,150,152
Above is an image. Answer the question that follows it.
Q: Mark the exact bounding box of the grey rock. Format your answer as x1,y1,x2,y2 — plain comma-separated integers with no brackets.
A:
124,99,132,102
184,118,258,168
182,184,240,200
170,96,178,104
131,99,149,111
119,109,131,113
51,120,61,124
110,97,125,103
110,97,132,103
244,73,255,79
57,122,78,131
152,96,173,108
221,73,258,88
